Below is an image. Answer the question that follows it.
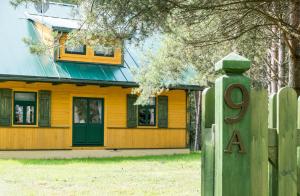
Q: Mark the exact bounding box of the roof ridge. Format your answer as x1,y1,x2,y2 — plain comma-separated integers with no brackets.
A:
49,1,77,7
27,12,80,21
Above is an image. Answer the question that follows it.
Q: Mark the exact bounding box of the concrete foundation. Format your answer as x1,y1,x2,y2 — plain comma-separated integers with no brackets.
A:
0,148,190,159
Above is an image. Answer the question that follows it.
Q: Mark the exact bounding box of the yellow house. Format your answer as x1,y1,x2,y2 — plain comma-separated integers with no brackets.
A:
0,1,201,150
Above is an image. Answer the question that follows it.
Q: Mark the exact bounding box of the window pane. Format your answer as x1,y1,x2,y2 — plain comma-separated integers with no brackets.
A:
138,98,156,126
26,106,35,124
89,100,102,124
149,97,156,106
65,45,86,54
15,92,36,101
74,99,87,124
94,45,114,57
138,108,147,125
149,108,155,125
15,105,24,123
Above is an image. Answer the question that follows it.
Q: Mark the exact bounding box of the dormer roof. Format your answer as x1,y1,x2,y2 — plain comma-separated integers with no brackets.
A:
26,13,82,31
25,2,82,31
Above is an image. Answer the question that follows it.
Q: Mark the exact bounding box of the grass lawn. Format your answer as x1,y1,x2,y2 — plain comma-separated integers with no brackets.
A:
0,153,201,196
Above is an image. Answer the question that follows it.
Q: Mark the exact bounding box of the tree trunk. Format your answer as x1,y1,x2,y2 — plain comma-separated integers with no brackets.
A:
278,31,286,89
267,60,272,94
270,26,278,93
288,1,300,95
193,91,201,151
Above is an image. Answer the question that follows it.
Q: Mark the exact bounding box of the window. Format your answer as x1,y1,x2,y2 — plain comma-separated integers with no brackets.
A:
74,98,87,124
14,92,37,125
138,97,156,126
65,44,86,55
58,34,122,64
89,99,102,124
73,98,103,124
94,45,114,57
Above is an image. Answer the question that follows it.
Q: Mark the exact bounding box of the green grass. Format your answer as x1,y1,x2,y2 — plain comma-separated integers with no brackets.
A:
0,153,201,196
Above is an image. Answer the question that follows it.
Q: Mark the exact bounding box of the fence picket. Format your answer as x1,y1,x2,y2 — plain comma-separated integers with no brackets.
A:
269,93,277,129
277,87,297,196
298,147,300,196
268,93,278,196
201,87,215,128
201,87,215,196
250,89,268,196
297,97,300,196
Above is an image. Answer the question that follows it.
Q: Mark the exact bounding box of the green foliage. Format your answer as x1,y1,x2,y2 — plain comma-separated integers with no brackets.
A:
10,0,79,7
22,37,48,55
11,0,287,102
51,0,79,4
132,36,199,104
133,28,269,101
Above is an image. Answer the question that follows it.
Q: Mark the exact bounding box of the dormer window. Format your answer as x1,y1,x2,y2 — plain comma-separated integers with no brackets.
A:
65,45,86,55
57,33,122,65
94,46,114,57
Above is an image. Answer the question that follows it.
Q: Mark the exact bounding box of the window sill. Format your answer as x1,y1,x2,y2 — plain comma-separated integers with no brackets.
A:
12,124,37,127
138,125,157,128
1,125,70,129
107,127,185,130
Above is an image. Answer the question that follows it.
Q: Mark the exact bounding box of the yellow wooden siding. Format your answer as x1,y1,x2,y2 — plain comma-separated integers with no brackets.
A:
58,34,122,65
0,82,187,149
51,90,70,126
106,92,127,127
168,91,186,128
107,128,186,148
0,127,70,150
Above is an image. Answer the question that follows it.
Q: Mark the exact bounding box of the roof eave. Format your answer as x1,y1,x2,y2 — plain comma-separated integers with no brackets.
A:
169,84,203,91
52,26,74,32
0,74,138,87
0,75,202,90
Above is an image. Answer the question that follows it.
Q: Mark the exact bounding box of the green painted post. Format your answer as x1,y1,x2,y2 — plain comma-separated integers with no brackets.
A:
277,87,297,196
250,89,268,196
268,93,278,196
201,87,215,196
214,53,252,196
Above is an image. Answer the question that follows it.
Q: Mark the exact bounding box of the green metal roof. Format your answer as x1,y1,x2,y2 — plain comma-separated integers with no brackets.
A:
0,0,201,90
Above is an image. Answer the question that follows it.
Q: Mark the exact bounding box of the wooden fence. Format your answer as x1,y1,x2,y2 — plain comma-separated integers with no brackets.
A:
201,53,300,196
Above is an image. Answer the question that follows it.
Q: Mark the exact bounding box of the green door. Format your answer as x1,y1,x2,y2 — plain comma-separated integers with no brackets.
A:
73,97,104,146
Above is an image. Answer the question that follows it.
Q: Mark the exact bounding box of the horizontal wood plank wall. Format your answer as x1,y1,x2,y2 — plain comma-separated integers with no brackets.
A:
0,127,70,150
107,128,186,148
0,82,187,149
168,90,187,128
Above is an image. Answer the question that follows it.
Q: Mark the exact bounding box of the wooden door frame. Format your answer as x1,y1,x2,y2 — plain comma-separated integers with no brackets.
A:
72,97,104,146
